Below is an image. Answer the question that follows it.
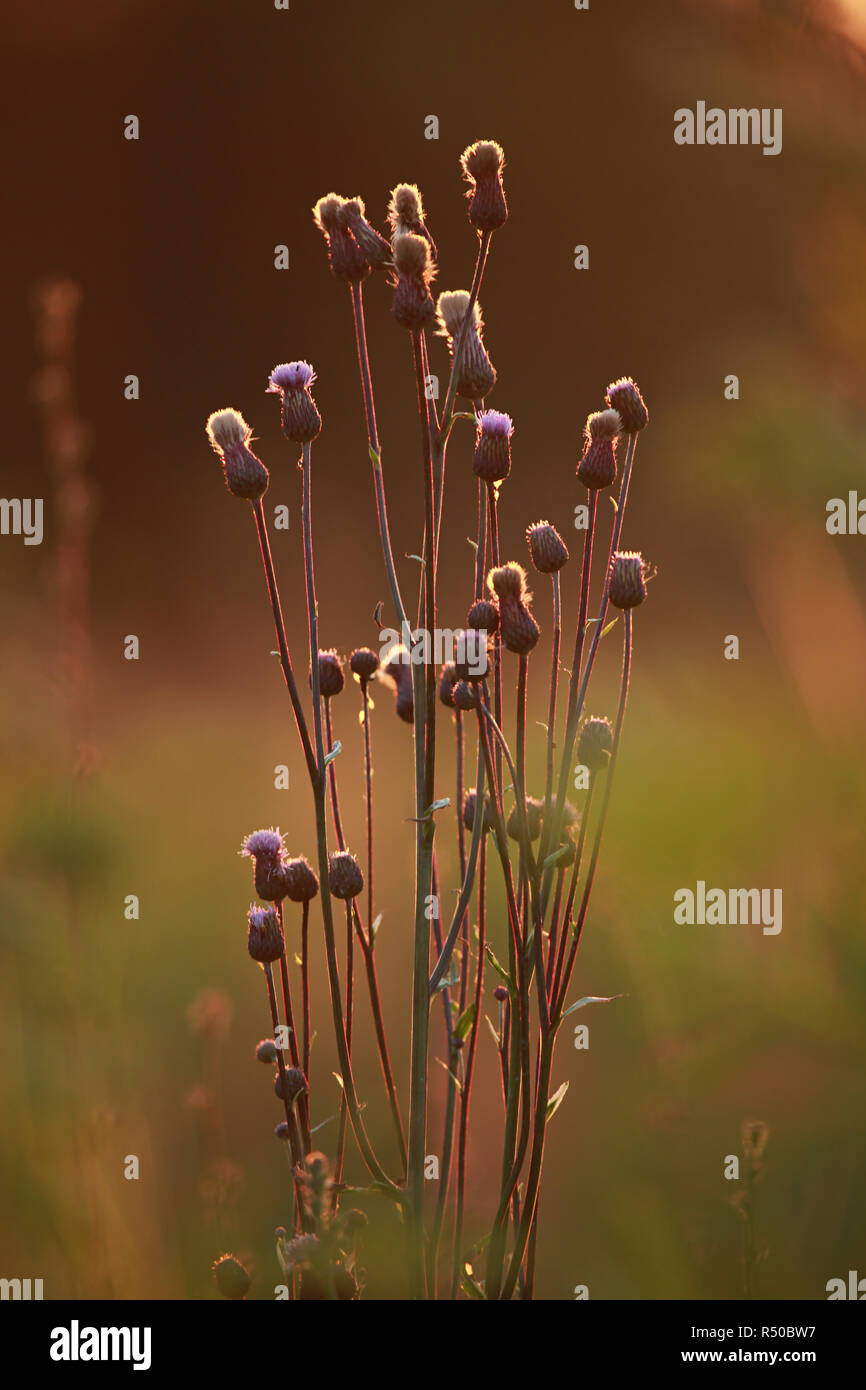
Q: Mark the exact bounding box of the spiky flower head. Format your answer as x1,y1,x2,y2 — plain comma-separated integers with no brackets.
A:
282,856,320,903
488,562,529,603
462,788,494,833
247,905,285,964
391,232,437,330
438,661,457,708
387,183,437,260
350,647,380,681
577,410,619,490
267,361,322,443
577,716,614,773
466,599,499,634
460,140,508,232
338,197,392,268
526,521,569,574
473,410,513,482
274,1066,308,1104
609,551,648,609
507,796,544,843
605,377,648,433
328,851,365,901
314,649,345,699
438,290,496,400
206,407,269,501
212,1253,251,1301
313,193,370,282
241,828,285,861
452,679,479,711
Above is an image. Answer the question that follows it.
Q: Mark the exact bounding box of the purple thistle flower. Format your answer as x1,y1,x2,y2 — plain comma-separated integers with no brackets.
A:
241,828,285,861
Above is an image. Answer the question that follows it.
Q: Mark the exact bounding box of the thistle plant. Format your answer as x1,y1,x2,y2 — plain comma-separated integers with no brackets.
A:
205,138,656,1300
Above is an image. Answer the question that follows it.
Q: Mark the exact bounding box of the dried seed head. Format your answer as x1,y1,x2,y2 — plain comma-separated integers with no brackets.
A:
206,408,269,501
488,563,528,603
507,796,544,842
312,192,370,281
382,646,414,723
256,1039,278,1064
526,521,569,574
462,788,494,833
577,429,618,491
454,628,490,681
466,599,499,634
391,232,437,330
438,661,457,707
328,851,365,900
609,551,648,609
314,649,345,699
274,1066,308,1103
283,856,320,903
350,647,380,681
338,198,392,268
460,140,508,232
473,410,513,482
452,679,479,711
212,1253,251,1301
605,377,648,432
267,361,322,443
241,828,285,861
436,291,496,399
493,984,509,1002
387,183,437,259
247,905,285,964
577,716,614,773
435,290,479,339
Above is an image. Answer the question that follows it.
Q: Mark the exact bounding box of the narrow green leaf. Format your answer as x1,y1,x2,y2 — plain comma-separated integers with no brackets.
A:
484,946,512,986
370,913,383,940
546,1080,569,1121
323,740,342,768
369,445,382,470
485,1014,501,1049
454,1003,476,1041
543,844,571,871
599,617,619,641
560,992,624,1019
435,1056,463,1092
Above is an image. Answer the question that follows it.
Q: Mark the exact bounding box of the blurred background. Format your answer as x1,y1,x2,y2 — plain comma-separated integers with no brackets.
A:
2,0,865,1299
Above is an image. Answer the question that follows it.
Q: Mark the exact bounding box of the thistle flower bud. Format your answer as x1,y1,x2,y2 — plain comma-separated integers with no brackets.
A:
454,628,489,681
383,647,414,723
605,377,648,433
338,197,391,268
463,788,493,833
350,647,380,681
391,232,437,330
256,859,291,904
267,362,322,443
526,520,569,574
313,193,370,282
577,411,620,491
328,851,364,900
452,679,479,711
473,410,513,482
283,856,319,903
507,796,543,842
460,140,508,232
466,599,499,634
493,985,509,1002
274,1066,308,1103
247,906,285,964
314,649,345,698
438,661,457,708
274,1122,290,1141
609,551,648,609
256,1039,278,1064
387,183,437,261
577,716,614,773
241,829,288,902
212,1253,251,1301
436,291,496,400
495,591,539,656
206,408,269,501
